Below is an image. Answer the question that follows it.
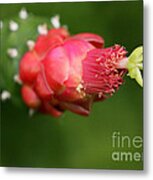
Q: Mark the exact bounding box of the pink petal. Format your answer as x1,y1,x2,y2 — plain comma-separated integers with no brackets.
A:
48,27,70,40
19,51,40,84
34,34,63,59
64,38,94,87
42,101,63,117
60,102,89,116
43,46,70,93
72,33,104,48
34,68,53,100
56,87,84,102
21,85,41,108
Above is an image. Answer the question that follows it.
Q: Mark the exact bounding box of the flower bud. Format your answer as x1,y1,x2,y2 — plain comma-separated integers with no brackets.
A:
19,27,131,117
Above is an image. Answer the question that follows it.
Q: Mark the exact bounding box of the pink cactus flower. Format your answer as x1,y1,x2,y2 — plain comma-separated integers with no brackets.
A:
19,27,128,117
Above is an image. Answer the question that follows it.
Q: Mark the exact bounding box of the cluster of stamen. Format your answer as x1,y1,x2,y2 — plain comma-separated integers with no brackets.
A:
83,44,127,97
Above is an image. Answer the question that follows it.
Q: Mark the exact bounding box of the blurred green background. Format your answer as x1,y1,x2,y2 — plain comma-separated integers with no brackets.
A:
0,1,143,169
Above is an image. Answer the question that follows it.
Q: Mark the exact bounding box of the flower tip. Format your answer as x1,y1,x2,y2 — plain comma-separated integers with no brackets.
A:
135,69,143,87
137,78,143,87
127,46,143,87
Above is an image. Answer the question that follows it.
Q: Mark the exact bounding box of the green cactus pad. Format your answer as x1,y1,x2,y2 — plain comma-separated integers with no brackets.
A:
0,9,51,106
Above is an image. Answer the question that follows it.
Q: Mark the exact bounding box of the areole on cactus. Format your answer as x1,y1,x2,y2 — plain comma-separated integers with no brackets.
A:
0,8,143,117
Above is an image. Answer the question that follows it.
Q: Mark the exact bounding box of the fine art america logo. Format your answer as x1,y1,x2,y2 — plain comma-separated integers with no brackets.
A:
111,131,143,162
